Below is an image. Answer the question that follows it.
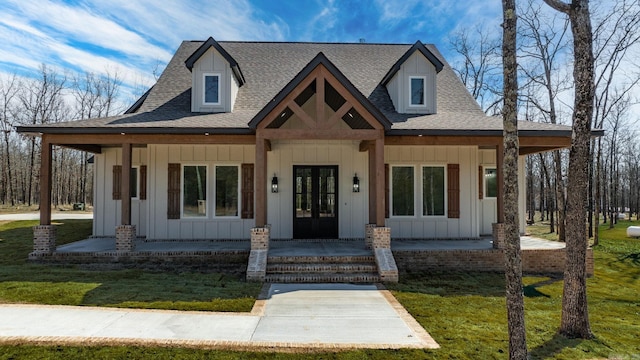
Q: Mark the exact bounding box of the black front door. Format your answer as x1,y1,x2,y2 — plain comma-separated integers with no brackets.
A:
293,166,338,238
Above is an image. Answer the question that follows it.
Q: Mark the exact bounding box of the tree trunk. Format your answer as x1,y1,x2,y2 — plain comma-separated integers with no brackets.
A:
543,0,594,339
502,1,528,358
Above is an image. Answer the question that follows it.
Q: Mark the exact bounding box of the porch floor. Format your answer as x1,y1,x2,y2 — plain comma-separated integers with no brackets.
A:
54,236,564,255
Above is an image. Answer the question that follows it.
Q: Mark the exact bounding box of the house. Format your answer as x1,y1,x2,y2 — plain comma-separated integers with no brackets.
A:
17,38,591,281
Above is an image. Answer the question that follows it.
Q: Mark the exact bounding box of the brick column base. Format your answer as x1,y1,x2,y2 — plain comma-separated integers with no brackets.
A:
365,224,377,249
116,225,137,251
492,223,505,249
251,225,270,250
33,225,56,254
372,227,391,249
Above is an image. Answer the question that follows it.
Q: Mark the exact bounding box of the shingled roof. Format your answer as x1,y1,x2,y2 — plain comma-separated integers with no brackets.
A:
17,40,577,136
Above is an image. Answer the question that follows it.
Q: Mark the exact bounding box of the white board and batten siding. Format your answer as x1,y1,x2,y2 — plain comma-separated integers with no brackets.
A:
385,145,477,239
190,47,239,113
93,147,147,237
267,140,368,239
146,144,255,240
385,51,437,114
478,149,527,235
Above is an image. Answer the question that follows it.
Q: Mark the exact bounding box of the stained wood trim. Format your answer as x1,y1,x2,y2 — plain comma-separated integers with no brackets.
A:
316,70,325,129
384,164,390,219
478,166,484,200
259,128,380,140
288,101,317,128
45,133,255,146
326,101,352,129
121,143,132,225
241,163,254,219
447,164,460,219
139,165,147,200
40,139,52,225
112,165,122,200
167,163,181,219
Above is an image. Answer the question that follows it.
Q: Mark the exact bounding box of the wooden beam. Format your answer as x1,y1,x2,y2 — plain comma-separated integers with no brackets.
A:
255,134,267,227
519,146,566,155
265,139,272,152
56,144,102,154
39,137,52,225
385,135,503,146
326,101,352,129
288,101,317,129
359,140,374,152
323,73,384,130
260,128,379,140
368,146,376,223
46,133,256,146
121,143,132,225
375,136,386,226
316,69,325,127
496,143,505,223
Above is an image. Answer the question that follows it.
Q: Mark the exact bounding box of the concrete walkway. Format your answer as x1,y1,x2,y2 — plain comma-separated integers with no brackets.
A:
0,284,439,350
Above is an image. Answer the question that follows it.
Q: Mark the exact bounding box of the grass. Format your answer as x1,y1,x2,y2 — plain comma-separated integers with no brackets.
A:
0,220,261,312
0,219,639,358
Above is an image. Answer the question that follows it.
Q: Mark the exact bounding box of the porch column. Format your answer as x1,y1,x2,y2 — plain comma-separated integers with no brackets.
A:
255,135,267,227
116,142,135,251
33,137,56,254
375,136,385,226
368,145,376,224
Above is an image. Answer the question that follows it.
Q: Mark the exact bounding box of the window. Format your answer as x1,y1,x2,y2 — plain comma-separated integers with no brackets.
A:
130,167,139,199
203,73,220,105
391,166,415,216
182,165,207,217
410,76,426,106
215,165,239,217
485,168,498,198
422,166,445,216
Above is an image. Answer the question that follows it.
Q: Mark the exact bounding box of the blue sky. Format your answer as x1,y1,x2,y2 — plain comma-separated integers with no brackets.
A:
0,0,503,96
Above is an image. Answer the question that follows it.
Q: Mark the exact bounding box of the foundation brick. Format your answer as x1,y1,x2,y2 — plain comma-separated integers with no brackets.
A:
365,224,376,249
251,226,270,250
33,225,56,254
372,227,391,249
116,225,136,251
492,223,505,249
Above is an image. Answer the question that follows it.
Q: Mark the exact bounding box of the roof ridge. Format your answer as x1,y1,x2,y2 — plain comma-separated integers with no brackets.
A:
185,40,424,46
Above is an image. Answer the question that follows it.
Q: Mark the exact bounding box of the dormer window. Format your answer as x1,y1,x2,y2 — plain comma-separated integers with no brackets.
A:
203,73,221,105
409,76,426,107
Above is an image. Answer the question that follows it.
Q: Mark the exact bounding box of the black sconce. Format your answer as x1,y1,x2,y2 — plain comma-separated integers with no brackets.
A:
271,174,279,193
352,173,360,192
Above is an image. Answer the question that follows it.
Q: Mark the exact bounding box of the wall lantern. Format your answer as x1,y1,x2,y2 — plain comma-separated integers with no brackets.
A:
271,174,279,193
352,173,360,193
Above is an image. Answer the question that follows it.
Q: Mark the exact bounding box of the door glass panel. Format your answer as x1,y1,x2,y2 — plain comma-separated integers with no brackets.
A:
295,168,312,218
319,168,336,218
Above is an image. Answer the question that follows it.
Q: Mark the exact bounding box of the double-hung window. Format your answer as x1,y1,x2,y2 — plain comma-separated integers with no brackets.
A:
215,165,239,217
182,165,208,217
203,73,220,105
409,76,426,107
391,166,415,216
422,166,445,216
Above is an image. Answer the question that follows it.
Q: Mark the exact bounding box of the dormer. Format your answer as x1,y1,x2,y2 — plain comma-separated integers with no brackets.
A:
381,41,444,115
185,37,245,113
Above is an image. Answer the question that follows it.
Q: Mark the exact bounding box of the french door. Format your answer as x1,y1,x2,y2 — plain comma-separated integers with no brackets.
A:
293,166,338,238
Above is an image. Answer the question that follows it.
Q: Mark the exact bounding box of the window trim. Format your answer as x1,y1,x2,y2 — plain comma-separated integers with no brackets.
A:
408,76,427,107
181,164,209,219
390,165,417,218
202,72,221,106
214,164,241,218
421,164,447,217
483,166,498,199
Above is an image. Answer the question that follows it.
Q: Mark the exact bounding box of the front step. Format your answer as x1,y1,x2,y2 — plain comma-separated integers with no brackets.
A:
265,255,380,283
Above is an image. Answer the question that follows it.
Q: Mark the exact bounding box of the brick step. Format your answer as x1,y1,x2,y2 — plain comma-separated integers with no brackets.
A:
267,262,378,274
264,273,381,283
267,255,375,264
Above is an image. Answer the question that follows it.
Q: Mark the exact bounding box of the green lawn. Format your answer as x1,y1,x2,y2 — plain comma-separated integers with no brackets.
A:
0,219,639,359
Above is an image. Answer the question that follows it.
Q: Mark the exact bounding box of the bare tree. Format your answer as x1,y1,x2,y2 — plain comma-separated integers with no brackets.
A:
449,25,503,114
17,65,67,206
502,0,527,358
519,1,571,241
0,74,20,206
542,0,594,339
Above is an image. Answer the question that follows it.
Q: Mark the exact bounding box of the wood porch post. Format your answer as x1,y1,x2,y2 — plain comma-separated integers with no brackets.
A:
255,134,267,227
39,136,52,225
496,142,505,223
121,142,132,225
375,135,385,226
368,146,376,224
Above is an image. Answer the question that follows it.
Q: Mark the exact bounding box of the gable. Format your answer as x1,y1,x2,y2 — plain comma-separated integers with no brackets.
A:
249,52,391,133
